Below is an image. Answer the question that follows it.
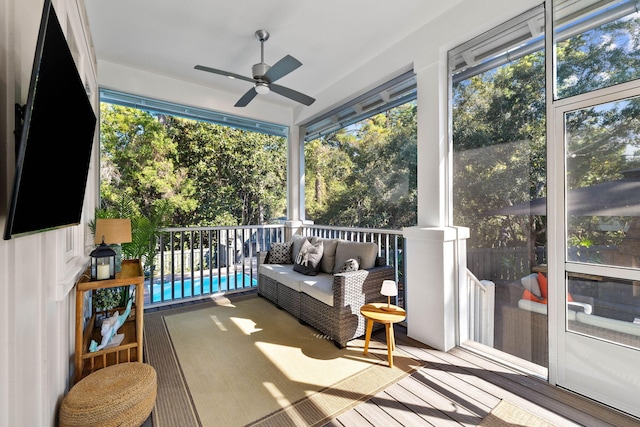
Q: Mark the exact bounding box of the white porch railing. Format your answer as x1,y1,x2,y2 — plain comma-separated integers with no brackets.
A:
466,269,495,347
147,224,405,308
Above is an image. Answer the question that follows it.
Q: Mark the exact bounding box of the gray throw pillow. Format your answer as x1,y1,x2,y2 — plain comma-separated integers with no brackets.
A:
333,241,378,273
291,234,311,264
293,239,324,276
268,242,292,264
311,237,338,274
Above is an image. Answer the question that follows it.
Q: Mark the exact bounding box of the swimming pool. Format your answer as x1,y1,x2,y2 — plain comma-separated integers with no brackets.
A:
150,273,257,302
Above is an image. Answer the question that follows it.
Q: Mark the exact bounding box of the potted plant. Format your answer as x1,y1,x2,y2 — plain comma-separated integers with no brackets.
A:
90,195,171,277
92,287,119,325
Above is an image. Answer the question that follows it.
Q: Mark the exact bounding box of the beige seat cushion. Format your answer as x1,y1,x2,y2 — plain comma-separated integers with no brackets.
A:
299,275,335,306
260,264,334,305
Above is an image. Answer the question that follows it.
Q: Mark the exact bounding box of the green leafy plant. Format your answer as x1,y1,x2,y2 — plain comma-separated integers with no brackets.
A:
92,288,120,313
91,195,172,276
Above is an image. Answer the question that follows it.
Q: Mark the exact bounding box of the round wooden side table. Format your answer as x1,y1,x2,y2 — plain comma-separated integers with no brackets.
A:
360,303,407,368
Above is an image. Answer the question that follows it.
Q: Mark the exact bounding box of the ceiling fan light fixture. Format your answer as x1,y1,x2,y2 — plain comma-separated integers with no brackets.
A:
255,82,270,95
194,28,315,106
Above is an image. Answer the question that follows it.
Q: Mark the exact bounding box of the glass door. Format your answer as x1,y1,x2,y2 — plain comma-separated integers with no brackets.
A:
551,89,640,418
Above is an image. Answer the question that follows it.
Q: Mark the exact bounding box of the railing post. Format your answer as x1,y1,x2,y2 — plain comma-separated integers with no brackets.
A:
403,226,470,352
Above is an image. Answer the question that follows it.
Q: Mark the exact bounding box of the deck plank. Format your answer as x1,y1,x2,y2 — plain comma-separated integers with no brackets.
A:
323,326,640,427
331,409,371,427
448,347,637,427
381,382,462,427
352,399,405,426
147,293,640,427
396,375,482,426
368,391,435,426
402,339,591,427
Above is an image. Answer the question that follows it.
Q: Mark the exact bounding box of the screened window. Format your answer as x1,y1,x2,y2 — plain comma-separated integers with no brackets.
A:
555,0,640,99
450,4,549,366
302,72,417,229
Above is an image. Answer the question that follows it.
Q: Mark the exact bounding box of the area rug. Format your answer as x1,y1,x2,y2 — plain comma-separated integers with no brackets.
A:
480,400,557,427
144,295,421,427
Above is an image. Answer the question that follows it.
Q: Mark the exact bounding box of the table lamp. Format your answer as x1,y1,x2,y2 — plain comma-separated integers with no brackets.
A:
94,218,132,273
380,280,398,311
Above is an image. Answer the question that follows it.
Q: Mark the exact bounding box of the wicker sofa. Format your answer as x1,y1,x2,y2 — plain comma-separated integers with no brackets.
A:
257,236,394,348
501,278,640,367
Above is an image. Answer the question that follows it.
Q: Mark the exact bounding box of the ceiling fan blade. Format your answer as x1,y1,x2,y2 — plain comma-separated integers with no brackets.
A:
194,65,255,84
234,87,258,107
264,55,302,83
270,84,315,106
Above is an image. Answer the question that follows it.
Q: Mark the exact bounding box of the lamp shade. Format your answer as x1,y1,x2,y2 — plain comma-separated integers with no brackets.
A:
94,218,132,244
380,280,398,297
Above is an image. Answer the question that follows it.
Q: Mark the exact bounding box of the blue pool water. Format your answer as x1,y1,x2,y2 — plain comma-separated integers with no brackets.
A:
151,273,257,302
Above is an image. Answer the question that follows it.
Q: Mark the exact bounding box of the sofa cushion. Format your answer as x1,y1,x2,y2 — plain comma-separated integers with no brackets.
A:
291,235,312,264
518,298,548,315
575,312,640,337
333,241,377,273
518,298,578,321
523,288,546,304
537,272,548,298
311,237,339,274
299,275,335,306
268,241,293,264
259,263,334,305
337,258,359,273
293,239,324,276
261,264,325,292
521,273,541,298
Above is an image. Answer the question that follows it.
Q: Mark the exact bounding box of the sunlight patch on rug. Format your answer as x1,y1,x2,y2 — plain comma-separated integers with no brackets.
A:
163,296,421,427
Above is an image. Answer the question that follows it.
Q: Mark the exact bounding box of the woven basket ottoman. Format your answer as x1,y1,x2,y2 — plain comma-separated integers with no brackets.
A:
59,362,157,427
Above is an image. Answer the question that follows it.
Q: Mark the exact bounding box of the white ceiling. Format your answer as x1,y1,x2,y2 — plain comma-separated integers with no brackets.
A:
84,0,464,110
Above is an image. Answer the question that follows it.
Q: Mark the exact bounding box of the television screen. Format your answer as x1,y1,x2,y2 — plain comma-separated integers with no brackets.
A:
4,0,97,239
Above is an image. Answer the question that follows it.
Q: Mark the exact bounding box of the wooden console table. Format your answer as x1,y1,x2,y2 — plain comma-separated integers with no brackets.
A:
74,259,145,384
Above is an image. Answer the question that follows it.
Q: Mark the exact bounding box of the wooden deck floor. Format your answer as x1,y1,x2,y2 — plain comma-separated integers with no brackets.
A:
327,325,640,427
144,292,639,427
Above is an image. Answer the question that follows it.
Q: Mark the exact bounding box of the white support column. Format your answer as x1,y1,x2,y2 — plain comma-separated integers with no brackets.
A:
287,125,303,222
403,226,469,351
415,61,448,227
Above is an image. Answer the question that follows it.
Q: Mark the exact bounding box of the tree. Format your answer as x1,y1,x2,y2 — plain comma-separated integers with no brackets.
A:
99,105,287,229
452,14,640,261
304,103,417,229
99,104,197,220
166,116,287,226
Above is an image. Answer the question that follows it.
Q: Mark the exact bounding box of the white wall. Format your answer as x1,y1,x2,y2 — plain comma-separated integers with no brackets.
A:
0,0,98,425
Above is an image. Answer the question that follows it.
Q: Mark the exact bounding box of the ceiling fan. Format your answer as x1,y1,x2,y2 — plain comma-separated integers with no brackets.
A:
195,29,315,107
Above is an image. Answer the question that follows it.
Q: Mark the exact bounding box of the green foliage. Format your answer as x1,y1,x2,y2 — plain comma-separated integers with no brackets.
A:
305,103,417,229
165,116,287,226
99,106,288,230
93,194,171,274
92,286,133,313
99,104,198,220
92,287,120,312
452,14,640,256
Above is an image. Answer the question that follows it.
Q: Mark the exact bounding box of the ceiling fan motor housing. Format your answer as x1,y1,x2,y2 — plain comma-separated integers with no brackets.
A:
252,63,271,81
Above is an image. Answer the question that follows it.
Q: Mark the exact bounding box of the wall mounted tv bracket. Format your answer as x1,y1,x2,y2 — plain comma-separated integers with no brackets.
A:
14,103,26,159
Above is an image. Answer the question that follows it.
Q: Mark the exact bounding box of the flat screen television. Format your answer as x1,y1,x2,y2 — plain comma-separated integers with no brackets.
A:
4,0,97,240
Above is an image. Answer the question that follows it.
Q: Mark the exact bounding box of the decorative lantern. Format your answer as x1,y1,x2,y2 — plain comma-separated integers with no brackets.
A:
90,239,116,280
